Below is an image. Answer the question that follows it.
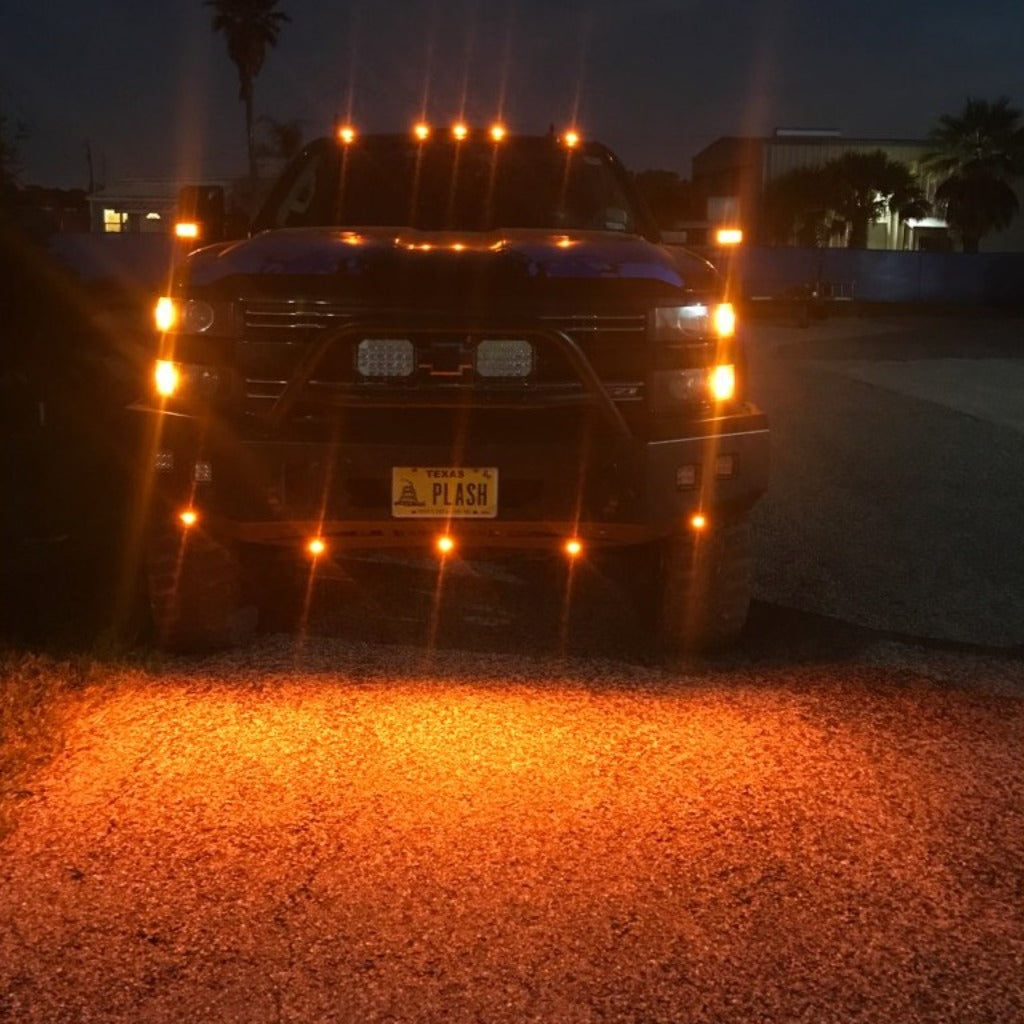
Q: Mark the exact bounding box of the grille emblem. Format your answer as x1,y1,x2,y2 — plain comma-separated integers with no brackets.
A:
419,340,473,378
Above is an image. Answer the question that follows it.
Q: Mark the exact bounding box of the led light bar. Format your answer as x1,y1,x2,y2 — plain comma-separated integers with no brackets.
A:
356,338,415,378
475,339,533,378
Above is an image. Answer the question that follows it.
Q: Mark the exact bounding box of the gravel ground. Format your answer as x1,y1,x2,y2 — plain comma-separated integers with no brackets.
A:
2,315,1023,1022
1,638,1022,1024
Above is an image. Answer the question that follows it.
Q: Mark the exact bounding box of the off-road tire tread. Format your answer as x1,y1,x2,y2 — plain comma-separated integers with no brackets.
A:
657,513,754,653
146,527,245,652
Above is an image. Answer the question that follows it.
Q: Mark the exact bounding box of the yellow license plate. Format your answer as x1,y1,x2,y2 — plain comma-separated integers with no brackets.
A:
391,467,498,518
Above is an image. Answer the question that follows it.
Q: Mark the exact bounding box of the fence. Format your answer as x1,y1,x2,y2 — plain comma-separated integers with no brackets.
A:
728,247,1024,307
45,234,1024,308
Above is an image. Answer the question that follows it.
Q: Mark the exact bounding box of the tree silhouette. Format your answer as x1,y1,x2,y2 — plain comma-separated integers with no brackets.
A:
254,115,304,164
827,151,929,249
206,0,290,180
762,152,928,248
922,97,1024,252
631,170,698,230
762,165,839,247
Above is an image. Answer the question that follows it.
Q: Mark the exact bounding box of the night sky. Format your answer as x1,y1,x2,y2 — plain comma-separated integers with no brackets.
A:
3,0,1022,190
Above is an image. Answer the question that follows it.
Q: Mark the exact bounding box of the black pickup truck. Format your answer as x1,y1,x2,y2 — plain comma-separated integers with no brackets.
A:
138,129,769,652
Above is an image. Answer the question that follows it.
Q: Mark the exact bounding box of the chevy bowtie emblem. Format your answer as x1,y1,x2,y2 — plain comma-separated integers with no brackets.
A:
419,340,473,378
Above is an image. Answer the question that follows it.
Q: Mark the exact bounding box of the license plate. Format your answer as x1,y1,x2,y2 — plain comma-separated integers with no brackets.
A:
391,467,498,518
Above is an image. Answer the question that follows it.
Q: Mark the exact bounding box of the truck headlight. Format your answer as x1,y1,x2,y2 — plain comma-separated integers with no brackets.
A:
649,364,736,413
653,302,737,341
154,297,234,335
153,360,223,400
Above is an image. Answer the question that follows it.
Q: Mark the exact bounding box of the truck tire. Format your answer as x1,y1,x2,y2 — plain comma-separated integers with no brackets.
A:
145,526,252,652
654,512,754,654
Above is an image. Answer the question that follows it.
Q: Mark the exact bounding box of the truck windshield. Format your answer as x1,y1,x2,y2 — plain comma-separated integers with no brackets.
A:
255,136,640,235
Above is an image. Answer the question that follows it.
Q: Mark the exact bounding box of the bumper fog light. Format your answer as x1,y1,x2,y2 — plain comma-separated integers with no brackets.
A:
714,454,736,479
676,465,698,490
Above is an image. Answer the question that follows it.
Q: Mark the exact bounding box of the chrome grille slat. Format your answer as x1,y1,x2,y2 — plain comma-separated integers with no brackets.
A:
243,300,354,330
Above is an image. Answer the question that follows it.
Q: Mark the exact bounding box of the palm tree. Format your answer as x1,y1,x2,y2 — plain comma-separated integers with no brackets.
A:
761,153,928,248
922,97,1024,252
761,165,837,247
207,0,290,180
254,115,304,164
826,150,929,249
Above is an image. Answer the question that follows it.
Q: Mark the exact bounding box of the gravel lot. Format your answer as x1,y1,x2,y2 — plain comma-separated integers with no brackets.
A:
1,315,1022,1023
1,640,1022,1024
749,314,1024,649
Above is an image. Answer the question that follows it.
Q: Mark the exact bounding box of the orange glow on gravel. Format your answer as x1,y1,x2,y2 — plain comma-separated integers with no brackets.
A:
5,661,1021,1023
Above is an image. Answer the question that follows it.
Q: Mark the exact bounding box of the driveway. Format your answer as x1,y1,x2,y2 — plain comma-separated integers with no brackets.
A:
748,314,1024,649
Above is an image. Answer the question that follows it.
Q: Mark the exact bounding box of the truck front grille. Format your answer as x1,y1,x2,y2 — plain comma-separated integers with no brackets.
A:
239,301,648,399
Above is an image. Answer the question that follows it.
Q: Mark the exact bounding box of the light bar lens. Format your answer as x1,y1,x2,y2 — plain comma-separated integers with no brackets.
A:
356,338,416,378
475,339,533,378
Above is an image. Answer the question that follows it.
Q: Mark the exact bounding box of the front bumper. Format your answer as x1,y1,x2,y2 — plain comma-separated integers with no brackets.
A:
141,405,768,553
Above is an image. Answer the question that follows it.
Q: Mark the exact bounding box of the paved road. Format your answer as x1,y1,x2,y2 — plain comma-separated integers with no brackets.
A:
748,314,1024,649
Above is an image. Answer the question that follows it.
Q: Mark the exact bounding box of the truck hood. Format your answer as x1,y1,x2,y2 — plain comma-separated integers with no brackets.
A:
184,227,717,304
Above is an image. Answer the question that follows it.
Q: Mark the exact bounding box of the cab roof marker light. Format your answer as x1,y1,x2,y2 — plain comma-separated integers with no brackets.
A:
489,123,507,142
413,122,431,141
338,125,356,144
452,122,469,141
563,130,581,148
